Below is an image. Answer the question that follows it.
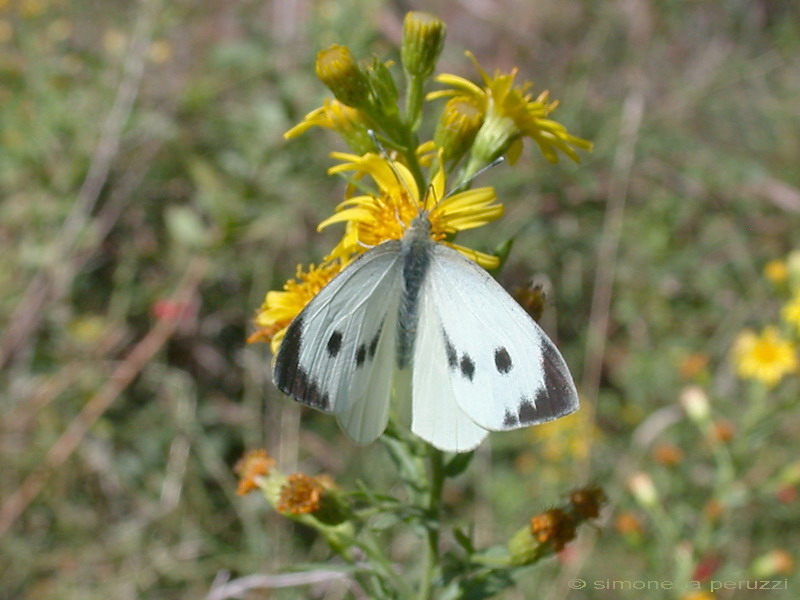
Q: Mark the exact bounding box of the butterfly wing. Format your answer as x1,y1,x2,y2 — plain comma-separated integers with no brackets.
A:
411,292,490,452
413,244,579,439
273,242,403,445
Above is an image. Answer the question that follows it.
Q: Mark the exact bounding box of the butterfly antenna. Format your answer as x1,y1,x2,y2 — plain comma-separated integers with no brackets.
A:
368,129,417,228
442,156,505,201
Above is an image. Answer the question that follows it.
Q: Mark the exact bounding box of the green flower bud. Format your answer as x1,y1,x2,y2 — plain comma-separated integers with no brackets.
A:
401,11,446,78
316,45,372,108
434,96,484,164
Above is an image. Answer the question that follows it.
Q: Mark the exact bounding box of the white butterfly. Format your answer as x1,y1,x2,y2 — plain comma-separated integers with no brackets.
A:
272,214,579,453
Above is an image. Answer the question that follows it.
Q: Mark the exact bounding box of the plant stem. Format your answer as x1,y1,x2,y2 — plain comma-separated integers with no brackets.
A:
417,446,444,600
404,73,425,132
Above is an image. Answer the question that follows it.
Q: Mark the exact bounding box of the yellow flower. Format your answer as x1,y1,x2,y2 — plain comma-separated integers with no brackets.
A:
284,98,373,154
318,152,504,269
732,327,797,387
428,51,592,166
764,259,788,285
250,261,343,353
781,292,800,334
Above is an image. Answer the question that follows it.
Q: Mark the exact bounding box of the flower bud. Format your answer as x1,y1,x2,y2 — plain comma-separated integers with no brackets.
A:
401,11,446,78
434,96,484,164
680,385,710,423
628,472,658,508
316,45,372,108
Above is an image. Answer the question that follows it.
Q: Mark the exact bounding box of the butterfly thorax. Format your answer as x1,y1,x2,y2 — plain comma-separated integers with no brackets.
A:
397,215,435,369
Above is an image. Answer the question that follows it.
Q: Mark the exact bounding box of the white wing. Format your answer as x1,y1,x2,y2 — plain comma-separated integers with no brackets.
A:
412,289,489,452
272,242,403,445
414,244,579,435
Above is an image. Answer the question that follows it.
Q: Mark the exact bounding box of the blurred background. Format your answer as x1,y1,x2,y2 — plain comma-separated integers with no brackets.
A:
1,0,799,598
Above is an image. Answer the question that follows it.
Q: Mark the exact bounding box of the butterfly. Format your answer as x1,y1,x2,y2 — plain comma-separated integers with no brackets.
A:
272,213,579,453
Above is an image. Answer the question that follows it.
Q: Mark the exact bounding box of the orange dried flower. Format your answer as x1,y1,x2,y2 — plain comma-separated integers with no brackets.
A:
679,352,709,380
653,443,684,467
711,420,735,443
277,473,325,515
614,512,643,535
569,486,606,519
234,449,276,495
530,508,576,552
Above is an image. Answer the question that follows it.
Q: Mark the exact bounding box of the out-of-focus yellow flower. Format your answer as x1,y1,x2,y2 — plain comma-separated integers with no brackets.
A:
319,152,503,269
732,326,797,387
148,40,172,64
764,259,789,285
531,407,594,462
781,292,800,334
250,261,343,353
428,51,591,167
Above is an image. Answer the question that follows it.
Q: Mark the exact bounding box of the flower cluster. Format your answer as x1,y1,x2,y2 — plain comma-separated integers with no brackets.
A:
250,11,590,350
506,486,606,564
730,250,800,387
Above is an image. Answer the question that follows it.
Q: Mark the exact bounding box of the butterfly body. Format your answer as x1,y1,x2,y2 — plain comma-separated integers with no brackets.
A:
273,215,579,452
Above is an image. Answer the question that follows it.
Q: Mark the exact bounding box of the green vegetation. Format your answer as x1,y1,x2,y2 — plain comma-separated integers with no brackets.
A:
1,1,798,599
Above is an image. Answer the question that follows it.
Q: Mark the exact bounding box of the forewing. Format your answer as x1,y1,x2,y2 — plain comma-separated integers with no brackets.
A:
424,244,579,431
273,242,403,444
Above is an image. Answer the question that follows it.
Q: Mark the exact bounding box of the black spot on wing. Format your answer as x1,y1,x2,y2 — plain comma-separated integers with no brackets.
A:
368,321,383,359
274,315,304,393
459,354,475,381
442,331,458,369
503,410,519,427
355,343,367,367
518,397,537,424
444,332,458,369
327,330,343,357
494,347,512,374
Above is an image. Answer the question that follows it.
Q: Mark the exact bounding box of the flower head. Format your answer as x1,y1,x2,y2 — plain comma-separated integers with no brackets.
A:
429,51,592,167
234,449,276,495
781,292,800,335
316,45,371,109
318,152,504,269
250,261,343,353
764,259,789,286
732,326,797,387
569,486,606,519
277,473,325,515
530,508,576,552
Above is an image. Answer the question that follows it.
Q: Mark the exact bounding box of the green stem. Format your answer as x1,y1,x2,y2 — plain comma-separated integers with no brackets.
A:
417,446,444,600
404,73,425,132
